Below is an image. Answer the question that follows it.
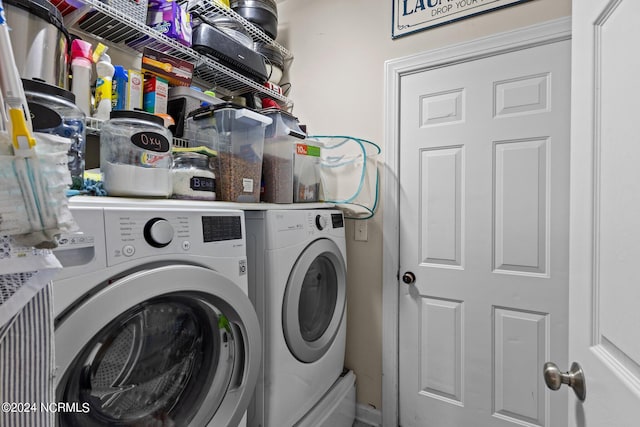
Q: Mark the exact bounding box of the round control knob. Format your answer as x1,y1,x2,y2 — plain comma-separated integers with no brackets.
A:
315,215,327,230
143,218,174,248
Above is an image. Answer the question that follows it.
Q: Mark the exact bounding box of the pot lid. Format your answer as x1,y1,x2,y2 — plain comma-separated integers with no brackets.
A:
254,42,284,68
261,107,297,121
22,78,76,103
188,102,250,119
109,110,165,127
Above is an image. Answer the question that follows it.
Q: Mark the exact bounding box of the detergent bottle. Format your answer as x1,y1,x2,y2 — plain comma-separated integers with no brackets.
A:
93,52,115,120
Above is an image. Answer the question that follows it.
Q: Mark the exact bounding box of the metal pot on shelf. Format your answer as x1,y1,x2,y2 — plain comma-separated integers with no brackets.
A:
230,0,278,40
3,0,71,89
254,42,284,84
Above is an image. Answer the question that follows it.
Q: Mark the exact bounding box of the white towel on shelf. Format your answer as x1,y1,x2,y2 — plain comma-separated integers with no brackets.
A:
0,284,55,427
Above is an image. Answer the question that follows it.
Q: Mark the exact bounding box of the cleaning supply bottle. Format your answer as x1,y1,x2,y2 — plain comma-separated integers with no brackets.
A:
70,39,93,116
93,53,115,120
111,65,128,111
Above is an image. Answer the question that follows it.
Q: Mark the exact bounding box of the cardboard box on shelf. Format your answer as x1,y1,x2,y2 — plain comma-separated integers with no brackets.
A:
127,70,144,110
143,75,169,114
141,47,194,87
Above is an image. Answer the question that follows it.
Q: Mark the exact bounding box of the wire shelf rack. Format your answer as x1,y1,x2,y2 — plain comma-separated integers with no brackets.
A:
61,0,292,106
85,117,104,135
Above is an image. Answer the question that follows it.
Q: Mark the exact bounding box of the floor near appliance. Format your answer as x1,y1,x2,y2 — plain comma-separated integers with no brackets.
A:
351,411,379,427
295,370,356,427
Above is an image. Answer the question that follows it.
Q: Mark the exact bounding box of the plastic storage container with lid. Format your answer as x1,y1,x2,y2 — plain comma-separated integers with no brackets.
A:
261,109,305,203
183,106,219,155
100,110,173,197
293,142,321,202
22,78,86,190
187,103,271,202
171,151,216,200
168,86,222,138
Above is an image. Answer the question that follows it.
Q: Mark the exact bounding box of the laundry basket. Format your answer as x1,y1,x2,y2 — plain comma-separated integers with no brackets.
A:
308,136,381,219
0,236,60,427
0,236,61,327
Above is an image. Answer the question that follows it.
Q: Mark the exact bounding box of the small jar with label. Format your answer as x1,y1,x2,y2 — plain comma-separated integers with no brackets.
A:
101,110,173,197
171,152,216,200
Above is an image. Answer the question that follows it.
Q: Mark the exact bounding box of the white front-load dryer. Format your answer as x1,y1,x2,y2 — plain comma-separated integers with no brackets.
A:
245,209,348,427
52,197,261,427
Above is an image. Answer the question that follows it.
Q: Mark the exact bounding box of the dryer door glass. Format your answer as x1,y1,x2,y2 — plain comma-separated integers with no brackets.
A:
58,294,236,426
299,255,338,342
283,238,347,363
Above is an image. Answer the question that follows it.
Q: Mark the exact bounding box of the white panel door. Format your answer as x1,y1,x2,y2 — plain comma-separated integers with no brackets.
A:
569,0,640,424
398,40,570,426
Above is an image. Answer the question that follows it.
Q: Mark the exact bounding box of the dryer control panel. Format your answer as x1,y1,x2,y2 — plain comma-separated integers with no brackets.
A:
331,213,344,229
266,209,346,251
309,212,344,232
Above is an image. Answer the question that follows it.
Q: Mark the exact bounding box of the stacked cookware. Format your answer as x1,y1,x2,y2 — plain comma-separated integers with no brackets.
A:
230,0,278,40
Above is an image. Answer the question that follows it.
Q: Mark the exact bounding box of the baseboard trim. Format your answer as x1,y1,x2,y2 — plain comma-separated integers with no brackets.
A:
355,403,382,427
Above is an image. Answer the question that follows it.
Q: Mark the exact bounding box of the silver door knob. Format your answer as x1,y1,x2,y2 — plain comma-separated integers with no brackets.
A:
543,361,586,401
402,272,416,284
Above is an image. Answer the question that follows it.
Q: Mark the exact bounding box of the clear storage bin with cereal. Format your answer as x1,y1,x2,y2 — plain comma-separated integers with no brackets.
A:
261,109,307,204
187,103,271,202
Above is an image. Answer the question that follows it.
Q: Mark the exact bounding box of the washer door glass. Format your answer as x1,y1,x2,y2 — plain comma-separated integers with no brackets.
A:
59,295,233,426
55,265,261,427
283,238,346,363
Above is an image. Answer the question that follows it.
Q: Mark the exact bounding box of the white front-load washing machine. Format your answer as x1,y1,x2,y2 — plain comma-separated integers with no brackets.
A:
245,209,354,427
52,197,261,427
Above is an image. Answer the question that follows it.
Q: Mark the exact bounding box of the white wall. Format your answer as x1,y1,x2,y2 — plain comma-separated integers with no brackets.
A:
276,0,571,411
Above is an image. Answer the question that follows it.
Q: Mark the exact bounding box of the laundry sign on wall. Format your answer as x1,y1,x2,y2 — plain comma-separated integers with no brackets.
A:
392,0,533,38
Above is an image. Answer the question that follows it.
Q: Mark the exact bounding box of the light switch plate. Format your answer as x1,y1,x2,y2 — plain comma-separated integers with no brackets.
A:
355,220,368,241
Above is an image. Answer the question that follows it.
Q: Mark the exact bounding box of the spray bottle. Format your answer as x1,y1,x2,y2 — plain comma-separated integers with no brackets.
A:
93,48,115,120
70,39,93,116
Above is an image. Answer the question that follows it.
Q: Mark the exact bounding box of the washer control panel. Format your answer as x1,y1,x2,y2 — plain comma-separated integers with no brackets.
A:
103,208,244,266
144,218,175,248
